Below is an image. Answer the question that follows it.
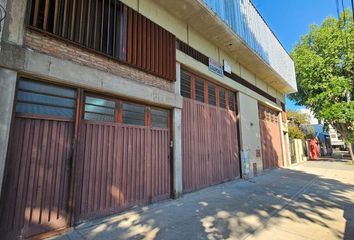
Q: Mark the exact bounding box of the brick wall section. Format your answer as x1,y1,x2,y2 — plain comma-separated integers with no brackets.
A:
24,30,174,92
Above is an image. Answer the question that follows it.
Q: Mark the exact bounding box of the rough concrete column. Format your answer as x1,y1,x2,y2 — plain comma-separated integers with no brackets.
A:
172,107,183,198
278,112,287,166
172,62,182,197
174,62,181,94
1,0,27,45
0,68,16,196
0,0,8,45
237,92,262,178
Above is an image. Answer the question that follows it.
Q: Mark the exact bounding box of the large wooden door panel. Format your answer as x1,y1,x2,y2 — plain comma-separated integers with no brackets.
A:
182,98,240,193
0,118,73,239
74,122,171,222
259,105,283,170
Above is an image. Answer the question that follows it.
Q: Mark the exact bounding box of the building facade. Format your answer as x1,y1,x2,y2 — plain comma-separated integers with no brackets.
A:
0,0,296,238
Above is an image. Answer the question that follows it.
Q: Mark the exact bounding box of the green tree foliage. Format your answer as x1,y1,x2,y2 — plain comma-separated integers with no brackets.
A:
289,9,354,161
287,111,310,125
287,110,310,139
288,124,306,139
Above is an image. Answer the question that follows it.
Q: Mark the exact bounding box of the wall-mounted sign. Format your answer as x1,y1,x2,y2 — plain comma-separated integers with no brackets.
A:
223,60,232,74
276,99,282,107
208,58,224,77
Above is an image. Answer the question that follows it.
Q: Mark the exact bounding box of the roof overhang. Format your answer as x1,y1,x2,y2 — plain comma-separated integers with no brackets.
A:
152,0,297,94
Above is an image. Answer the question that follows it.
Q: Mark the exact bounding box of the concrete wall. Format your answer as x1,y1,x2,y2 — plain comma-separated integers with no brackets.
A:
290,139,308,164
0,68,16,195
238,92,263,178
0,43,182,109
0,0,7,46
1,0,26,46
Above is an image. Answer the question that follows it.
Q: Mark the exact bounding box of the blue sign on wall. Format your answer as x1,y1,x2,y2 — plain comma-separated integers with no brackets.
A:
208,58,224,77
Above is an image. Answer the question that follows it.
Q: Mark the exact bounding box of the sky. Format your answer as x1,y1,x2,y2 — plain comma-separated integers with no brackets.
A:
251,0,352,111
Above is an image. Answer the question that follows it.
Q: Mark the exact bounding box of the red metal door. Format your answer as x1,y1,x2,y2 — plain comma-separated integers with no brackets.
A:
259,105,283,170
0,79,76,239
182,98,240,193
74,96,171,223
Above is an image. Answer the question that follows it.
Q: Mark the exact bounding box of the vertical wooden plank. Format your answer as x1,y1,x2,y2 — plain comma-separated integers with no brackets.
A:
113,0,117,57
127,8,133,64
158,27,163,76
121,5,128,61
86,0,92,46
132,11,138,65
100,0,105,51
53,0,60,34
70,0,77,40
93,0,98,49
43,0,50,30
79,0,85,43
62,0,68,37
162,30,167,78
106,0,111,55
146,20,151,71
101,126,108,210
142,17,147,70
32,0,40,27
150,23,155,73
137,14,142,68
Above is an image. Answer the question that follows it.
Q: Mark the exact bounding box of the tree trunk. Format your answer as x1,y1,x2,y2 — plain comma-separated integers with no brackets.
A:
348,143,354,163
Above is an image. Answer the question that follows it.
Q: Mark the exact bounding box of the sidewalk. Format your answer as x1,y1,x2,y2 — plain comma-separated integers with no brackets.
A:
50,160,354,240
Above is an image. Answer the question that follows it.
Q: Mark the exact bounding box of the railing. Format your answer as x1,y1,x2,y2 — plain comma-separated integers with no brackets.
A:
203,0,296,90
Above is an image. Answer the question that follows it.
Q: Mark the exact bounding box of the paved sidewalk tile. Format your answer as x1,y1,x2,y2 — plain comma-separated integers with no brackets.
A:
49,160,354,240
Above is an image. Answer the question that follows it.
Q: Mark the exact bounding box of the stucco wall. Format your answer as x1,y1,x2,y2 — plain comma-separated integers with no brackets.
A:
238,92,263,177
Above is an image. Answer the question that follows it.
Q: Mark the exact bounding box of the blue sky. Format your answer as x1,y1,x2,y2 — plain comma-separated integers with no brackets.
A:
251,0,351,110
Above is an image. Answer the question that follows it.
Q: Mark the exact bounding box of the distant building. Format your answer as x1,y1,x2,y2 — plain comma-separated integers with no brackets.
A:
328,125,345,150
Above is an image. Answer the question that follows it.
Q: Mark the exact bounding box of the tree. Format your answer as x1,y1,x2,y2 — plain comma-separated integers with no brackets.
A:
287,110,310,140
289,9,354,162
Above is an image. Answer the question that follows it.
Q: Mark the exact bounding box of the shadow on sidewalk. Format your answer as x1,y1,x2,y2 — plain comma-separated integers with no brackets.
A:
52,165,354,240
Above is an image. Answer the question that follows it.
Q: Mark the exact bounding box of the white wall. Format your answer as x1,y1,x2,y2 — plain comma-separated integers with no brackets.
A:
238,92,263,177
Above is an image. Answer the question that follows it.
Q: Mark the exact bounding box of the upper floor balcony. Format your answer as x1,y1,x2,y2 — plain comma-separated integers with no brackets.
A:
153,0,297,94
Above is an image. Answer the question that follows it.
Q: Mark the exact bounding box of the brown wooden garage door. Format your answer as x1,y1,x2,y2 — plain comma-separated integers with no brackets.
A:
0,79,172,238
259,105,283,170
74,94,171,222
181,70,240,193
0,79,76,239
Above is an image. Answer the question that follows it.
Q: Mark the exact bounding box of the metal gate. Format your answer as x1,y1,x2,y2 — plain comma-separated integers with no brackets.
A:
259,105,283,170
182,98,240,193
74,95,171,222
0,79,76,239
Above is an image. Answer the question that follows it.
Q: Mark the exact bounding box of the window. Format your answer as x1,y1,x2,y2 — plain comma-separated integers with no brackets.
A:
151,108,169,128
208,84,216,106
219,89,226,109
181,71,191,98
180,70,237,112
84,96,116,122
16,78,76,119
195,79,204,102
123,102,145,126
228,92,235,111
